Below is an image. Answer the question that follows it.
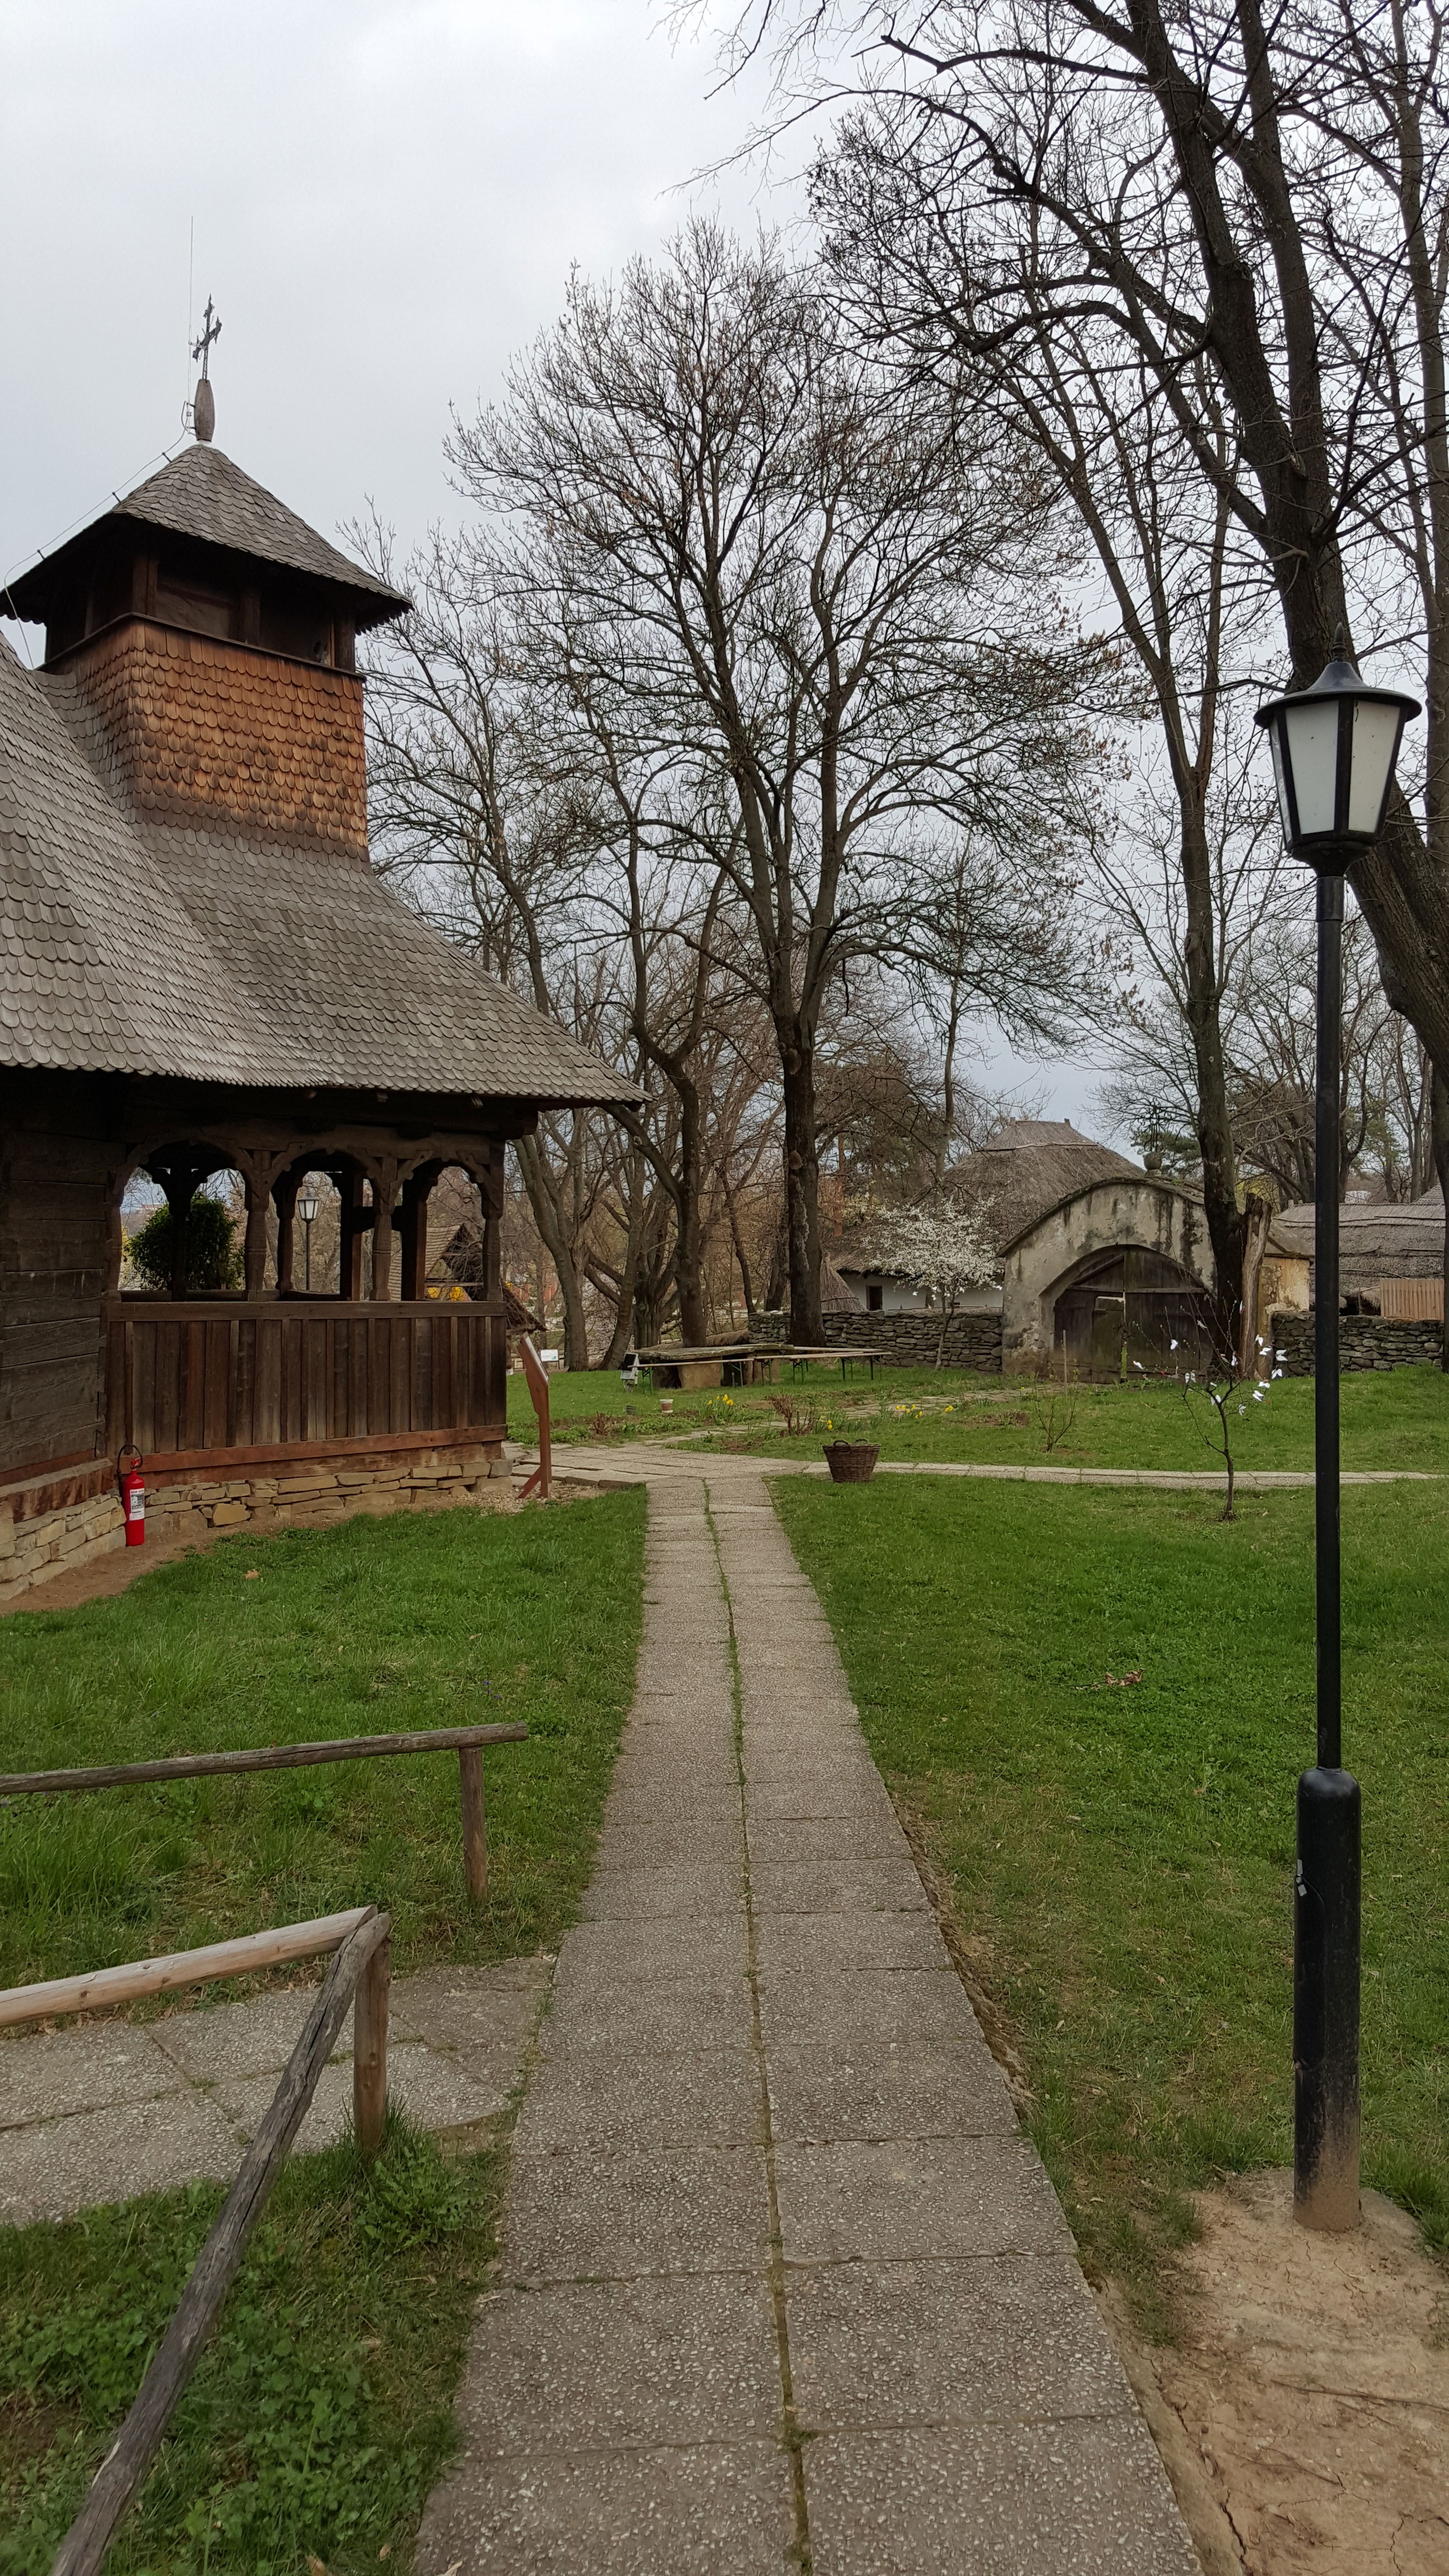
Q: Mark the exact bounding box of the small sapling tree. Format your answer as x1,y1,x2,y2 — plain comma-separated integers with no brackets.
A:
1159,1335,1285,1523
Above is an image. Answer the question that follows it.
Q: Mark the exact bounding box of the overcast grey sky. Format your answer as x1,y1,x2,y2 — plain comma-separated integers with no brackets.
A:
0,0,1096,1128
1,2,789,593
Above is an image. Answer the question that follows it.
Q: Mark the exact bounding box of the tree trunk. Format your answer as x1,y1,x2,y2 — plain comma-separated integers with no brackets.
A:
1178,793,1247,1351
672,1084,709,1345
514,1133,590,1369
780,1022,824,1342
723,1176,756,1321
1433,1070,1449,1373
1237,1191,1274,1378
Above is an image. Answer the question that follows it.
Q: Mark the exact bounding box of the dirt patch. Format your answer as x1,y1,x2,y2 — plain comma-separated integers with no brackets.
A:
1105,2170,1449,2573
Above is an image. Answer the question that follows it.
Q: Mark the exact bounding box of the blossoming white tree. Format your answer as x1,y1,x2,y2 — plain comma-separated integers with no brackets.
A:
856,1206,998,1367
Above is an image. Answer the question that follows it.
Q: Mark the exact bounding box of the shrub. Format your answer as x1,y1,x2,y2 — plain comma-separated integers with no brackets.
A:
127,1193,242,1294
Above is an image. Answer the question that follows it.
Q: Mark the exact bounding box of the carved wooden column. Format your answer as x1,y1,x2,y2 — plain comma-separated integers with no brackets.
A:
481,1145,504,1303
340,1167,368,1299
273,1170,300,1294
398,1161,440,1302
370,1165,398,1301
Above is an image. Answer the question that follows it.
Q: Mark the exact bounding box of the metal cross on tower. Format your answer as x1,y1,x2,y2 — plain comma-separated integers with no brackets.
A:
192,297,222,378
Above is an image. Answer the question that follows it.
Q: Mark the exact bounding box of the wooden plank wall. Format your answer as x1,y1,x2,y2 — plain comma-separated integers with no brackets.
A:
0,1096,118,1474
105,1302,505,1456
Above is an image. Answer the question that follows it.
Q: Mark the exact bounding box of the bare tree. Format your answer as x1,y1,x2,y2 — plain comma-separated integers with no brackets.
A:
360,526,624,1366
698,0,1449,1344
451,220,1083,1339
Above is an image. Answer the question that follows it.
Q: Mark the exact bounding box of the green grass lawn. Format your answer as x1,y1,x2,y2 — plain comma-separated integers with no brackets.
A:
0,2112,502,2576
525,1355,1449,1474
0,1495,646,2573
775,1472,1449,2327
0,1492,646,1991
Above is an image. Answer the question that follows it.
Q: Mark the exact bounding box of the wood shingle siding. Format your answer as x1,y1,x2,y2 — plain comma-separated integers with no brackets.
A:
66,624,370,859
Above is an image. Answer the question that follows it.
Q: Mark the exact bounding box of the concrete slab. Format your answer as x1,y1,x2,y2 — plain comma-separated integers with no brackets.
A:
602,1779,744,1825
757,1967,982,2048
0,2089,242,2224
552,1917,749,1990
0,1963,550,2216
766,2042,1016,2144
221,2039,510,2148
747,1859,932,1916
541,1978,755,2056
390,1961,553,2054
746,1815,913,1865
580,1863,744,1921
504,2145,773,2284
416,2438,798,2576
588,1815,744,1870
150,1986,333,2083
514,2045,763,2153
786,2253,1133,2427
803,2421,1201,2574
746,1774,899,1822
754,1911,948,1976
0,2025,187,2126
774,2136,1075,2263
419,1462,1196,2574
448,2271,782,2453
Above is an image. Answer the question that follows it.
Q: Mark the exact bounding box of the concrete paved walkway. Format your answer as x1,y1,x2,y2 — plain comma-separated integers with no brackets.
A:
418,1467,1198,2574
542,1440,1440,1493
0,1959,549,2224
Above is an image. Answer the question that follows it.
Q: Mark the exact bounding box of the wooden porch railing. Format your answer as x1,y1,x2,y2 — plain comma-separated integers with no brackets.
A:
103,1298,506,1458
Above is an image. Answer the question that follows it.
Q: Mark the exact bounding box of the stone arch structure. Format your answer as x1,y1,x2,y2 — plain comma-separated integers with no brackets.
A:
1000,1176,1213,1375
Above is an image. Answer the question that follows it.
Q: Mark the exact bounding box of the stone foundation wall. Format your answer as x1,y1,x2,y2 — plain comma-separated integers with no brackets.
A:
1268,1310,1444,1375
750,1310,1004,1370
0,1482,126,1603
0,1443,512,1604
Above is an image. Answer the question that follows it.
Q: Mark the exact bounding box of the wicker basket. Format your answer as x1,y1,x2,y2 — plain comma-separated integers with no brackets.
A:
823,1441,880,1484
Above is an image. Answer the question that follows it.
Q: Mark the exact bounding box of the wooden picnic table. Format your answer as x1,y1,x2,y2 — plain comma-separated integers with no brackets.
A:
633,1342,880,1390
782,1346,881,1383
635,1343,782,1390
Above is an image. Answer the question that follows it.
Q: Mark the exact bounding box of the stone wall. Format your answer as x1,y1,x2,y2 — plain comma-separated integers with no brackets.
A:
0,1442,513,1604
1267,1309,1443,1374
0,1476,126,1603
750,1310,1004,1369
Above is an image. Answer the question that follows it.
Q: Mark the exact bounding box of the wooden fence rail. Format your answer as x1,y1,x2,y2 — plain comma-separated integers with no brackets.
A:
40,1907,392,2576
0,1721,528,1908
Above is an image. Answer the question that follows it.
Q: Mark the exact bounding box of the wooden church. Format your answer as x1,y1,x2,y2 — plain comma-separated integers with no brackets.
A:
0,375,633,1594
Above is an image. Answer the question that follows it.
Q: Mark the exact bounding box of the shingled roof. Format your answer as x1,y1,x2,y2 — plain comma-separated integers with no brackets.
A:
0,636,637,1107
6,444,408,628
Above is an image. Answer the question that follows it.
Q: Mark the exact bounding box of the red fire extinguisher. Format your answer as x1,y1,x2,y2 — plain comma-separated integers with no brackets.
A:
117,1447,146,1547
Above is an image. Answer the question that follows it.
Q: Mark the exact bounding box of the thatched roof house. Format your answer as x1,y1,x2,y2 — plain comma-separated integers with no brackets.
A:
1270,1185,1444,1315
835,1119,1146,1316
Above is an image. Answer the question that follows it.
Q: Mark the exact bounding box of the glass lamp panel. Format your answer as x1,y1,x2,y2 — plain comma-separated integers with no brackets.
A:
1268,724,1293,842
1282,700,1341,837
1347,701,1401,836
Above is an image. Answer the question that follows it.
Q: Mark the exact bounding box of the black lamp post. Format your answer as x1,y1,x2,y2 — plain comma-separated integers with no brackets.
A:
1254,634,1419,2232
298,1191,320,1294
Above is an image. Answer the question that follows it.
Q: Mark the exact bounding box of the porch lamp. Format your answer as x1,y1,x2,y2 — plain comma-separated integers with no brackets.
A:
1253,633,1419,2233
298,1190,320,1293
